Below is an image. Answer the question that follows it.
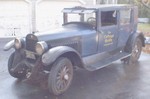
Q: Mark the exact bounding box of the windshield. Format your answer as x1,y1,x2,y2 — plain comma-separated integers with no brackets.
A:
63,11,96,27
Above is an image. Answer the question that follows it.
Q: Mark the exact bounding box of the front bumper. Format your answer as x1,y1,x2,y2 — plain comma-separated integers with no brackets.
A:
12,49,45,79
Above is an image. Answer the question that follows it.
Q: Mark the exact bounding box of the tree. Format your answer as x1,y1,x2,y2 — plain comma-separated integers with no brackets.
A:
118,0,150,18
137,0,150,9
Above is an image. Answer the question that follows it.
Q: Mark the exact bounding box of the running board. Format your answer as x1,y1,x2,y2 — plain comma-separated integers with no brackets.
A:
83,52,131,71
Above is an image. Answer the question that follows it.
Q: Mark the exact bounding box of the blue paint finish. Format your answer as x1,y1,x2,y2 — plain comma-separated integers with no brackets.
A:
118,24,133,47
81,30,98,56
36,23,98,57
117,7,136,47
98,26,118,52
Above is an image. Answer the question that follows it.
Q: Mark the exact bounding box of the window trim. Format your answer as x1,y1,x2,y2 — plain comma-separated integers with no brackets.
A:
100,10,118,27
119,8,132,26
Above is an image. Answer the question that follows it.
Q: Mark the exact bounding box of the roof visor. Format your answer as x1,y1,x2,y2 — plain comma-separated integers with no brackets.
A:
62,7,96,14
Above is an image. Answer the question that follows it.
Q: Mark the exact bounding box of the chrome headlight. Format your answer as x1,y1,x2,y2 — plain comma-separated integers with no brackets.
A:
14,38,22,49
35,41,48,55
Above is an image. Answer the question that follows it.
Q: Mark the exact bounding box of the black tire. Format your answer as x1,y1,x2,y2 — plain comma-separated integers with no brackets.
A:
48,57,73,95
122,38,142,64
130,38,142,62
8,52,26,79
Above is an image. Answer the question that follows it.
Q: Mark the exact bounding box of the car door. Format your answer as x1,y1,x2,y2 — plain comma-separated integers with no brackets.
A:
98,10,119,52
117,8,133,47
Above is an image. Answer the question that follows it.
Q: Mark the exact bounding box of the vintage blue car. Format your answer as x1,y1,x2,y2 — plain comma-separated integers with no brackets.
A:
4,5,145,95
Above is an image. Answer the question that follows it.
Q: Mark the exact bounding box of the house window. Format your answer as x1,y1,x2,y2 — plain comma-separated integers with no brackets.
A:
101,11,117,26
120,9,131,25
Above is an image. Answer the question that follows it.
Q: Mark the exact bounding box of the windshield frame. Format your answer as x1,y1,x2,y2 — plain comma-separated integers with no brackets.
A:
63,11,98,29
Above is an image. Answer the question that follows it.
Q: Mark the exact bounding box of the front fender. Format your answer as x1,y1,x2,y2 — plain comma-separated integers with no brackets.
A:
42,46,82,66
3,40,14,51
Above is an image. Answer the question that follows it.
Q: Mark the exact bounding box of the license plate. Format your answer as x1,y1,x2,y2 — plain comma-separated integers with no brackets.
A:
26,51,36,59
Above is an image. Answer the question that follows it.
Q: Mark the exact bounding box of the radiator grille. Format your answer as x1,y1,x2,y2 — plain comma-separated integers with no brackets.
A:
26,34,38,52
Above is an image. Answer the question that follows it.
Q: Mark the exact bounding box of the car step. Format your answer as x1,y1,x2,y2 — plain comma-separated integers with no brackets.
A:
86,52,131,71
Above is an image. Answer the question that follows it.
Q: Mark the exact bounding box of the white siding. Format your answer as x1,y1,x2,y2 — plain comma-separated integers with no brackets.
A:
0,0,119,37
0,1,81,37
0,1,30,37
36,1,81,32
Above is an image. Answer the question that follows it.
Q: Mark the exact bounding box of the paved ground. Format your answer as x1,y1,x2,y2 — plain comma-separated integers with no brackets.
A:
0,39,150,99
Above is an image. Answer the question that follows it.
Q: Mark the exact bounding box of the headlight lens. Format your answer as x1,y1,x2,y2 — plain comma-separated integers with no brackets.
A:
35,41,48,55
14,38,22,49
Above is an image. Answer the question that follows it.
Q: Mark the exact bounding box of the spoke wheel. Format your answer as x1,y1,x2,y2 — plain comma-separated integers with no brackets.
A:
48,57,73,95
8,52,27,79
130,38,142,63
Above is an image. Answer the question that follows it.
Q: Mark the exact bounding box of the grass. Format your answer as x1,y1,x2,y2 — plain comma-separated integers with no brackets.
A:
138,23,150,33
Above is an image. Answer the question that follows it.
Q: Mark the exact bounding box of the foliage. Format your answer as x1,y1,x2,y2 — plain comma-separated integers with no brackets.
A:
138,23,150,33
137,0,150,9
118,0,150,18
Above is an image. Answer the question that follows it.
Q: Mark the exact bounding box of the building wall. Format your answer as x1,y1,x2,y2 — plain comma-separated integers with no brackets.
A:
0,0,30,37
0,0,118,37
0,0,81,37
84,0,96,5
36,1,81,32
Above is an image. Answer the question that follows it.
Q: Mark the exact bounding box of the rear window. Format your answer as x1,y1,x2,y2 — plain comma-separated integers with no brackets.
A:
120,9,131,25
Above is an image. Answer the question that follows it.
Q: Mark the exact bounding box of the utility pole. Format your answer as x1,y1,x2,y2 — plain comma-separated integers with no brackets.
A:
25,0,42,34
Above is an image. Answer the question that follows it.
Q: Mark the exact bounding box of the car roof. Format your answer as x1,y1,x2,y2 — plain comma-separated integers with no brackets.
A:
63,4,134,13
79,4,133,9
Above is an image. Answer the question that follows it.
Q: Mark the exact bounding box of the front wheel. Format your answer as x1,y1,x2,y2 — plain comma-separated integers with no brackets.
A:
48,57,73,95
8,52,27,79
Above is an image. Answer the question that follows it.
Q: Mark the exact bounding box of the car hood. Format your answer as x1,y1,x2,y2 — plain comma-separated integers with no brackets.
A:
35,23,95,41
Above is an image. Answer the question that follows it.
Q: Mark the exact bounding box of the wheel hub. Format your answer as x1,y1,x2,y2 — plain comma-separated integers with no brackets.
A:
64,74,69,80
132,45,139,56
60,66,69,81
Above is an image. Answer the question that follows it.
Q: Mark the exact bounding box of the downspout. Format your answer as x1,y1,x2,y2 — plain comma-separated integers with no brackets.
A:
25,0,42,34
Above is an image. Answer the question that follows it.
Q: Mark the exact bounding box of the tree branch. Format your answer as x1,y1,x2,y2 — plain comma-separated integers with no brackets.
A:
136,0,150,9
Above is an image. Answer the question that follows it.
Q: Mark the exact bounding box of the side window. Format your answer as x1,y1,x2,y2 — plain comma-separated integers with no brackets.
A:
120,9,131,25
101,11,117,26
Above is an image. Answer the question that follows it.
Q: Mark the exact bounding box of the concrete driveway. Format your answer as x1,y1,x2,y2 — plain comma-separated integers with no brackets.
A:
0,38,150,99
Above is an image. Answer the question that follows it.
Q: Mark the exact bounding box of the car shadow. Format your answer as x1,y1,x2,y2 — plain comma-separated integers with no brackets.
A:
10,61,142,99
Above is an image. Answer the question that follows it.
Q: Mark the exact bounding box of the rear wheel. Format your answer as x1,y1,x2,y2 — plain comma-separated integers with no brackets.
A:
130,38,142,62
122,38,142,64
48,57,73,95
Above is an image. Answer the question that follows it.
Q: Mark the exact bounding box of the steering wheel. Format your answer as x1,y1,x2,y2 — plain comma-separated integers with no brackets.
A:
87,17,96,27
87,17,96,23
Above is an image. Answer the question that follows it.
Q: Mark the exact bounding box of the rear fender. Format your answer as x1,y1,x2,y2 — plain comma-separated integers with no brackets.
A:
125,31,145,52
